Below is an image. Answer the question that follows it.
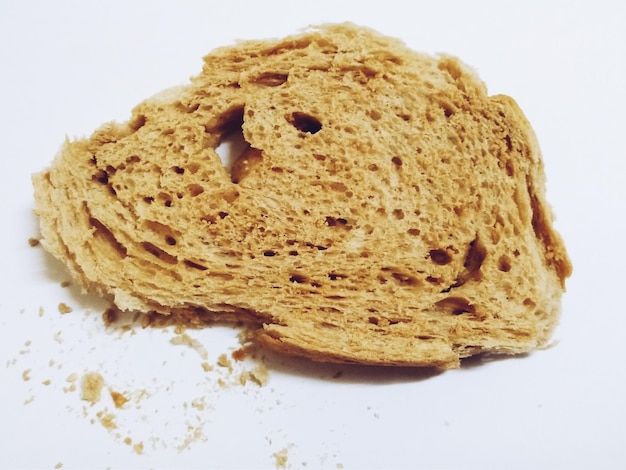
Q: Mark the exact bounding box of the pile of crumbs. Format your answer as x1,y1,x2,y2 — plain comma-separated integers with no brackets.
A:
75,323,272,453
9,298,298,469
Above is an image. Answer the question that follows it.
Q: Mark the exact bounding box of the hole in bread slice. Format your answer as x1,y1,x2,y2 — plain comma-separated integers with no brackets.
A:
287,112,322,134
214,106,263,184
215,108,248,170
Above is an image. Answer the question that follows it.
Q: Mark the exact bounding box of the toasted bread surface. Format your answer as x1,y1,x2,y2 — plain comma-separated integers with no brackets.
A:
33,23,571,368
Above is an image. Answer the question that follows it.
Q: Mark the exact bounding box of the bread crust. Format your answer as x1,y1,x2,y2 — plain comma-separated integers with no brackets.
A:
32,23,571,368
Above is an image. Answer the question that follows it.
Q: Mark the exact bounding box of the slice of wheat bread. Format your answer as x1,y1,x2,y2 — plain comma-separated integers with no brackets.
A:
32,23,571,368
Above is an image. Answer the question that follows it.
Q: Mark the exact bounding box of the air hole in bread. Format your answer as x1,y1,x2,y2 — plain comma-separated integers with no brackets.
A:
129,114,146,132
381,267,418,286
215,112,247,168
141,242,178,264
391,156,402,166
498,255,511,272
289,274,307,284
391,272,419,286
368,109,382,121
143,220,178,243
252,72,289,87
443,237,487,291
325,216,350,230
187,184,205,197
392,209,405,220
288,112,322,134
463,237,486,274
214,106,264,184
504,135,513,152
89,217,128,259
93,169,109,184
184,259,208,271
435,297,475,315
505,160,515,177
175,101,200,113
430,249,452,265
441,103,455,118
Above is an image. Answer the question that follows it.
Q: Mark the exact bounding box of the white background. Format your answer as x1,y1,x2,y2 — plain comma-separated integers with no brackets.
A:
1,1,625,469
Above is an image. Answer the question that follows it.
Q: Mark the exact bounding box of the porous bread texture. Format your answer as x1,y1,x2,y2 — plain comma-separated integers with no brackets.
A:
33,23,571,369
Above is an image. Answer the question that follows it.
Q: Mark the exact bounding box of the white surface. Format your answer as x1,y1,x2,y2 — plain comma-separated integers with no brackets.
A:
1,1,625,469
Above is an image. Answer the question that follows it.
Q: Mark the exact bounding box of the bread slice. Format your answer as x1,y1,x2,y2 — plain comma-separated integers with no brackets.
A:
32,23,571,369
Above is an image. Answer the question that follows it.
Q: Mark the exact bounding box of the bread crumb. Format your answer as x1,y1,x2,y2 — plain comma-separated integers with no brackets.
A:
22,369,31,381
273,447,289,469
64,373,77,391
28,237,40,247
58,303,72,314
19,341,31,354
201,361,213,372
135,389,151,403
178,424,205,451
249,364,270,386
170,333,208,360
81,372,104,404
42,379,52,386
97,410,117,430
109,390,129,409
54,331,63,343
38,306,44,317
60,280,72,288
54,462,63,469
133,441,144,455
191,397,206,411
217,353,233,371
239,371,250,386
232,347,247,361
123,437,132,445
24,396,35,405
